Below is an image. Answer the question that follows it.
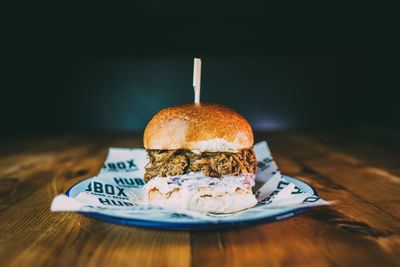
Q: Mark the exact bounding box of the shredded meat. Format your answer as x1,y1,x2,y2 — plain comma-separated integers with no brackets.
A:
144,148,257,181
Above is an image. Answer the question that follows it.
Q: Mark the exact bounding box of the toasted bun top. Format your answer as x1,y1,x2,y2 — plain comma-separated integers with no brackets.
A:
143,103,254,152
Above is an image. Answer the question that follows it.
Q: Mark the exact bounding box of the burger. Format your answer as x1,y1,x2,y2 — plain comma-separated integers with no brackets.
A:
142,103,258,213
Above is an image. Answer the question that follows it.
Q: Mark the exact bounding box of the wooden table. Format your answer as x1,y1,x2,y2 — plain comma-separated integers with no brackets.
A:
0,131,399,266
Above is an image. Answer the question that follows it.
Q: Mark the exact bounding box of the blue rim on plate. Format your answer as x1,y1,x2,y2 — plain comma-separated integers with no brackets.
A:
66,175,317,230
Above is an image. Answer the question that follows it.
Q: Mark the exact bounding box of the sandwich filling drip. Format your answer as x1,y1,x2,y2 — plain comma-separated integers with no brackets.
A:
144,148,257,181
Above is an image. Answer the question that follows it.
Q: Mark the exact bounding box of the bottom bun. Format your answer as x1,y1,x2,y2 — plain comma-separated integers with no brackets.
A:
148,187,257,214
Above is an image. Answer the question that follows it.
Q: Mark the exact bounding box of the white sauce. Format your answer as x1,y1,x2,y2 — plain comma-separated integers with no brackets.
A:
191,138,239,153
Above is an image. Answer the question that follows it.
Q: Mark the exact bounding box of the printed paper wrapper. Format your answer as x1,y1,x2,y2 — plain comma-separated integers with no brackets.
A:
51,141,329,223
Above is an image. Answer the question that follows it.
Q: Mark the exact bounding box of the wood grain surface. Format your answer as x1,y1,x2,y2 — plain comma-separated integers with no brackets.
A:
0,131,399,267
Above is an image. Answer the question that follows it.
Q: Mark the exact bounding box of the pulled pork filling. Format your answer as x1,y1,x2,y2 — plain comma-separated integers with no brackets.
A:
144,148,257,181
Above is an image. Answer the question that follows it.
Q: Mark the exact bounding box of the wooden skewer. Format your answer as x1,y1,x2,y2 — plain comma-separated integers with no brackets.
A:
193,58,201,104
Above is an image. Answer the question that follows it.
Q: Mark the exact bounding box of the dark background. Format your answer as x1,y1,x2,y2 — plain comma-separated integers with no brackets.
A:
2,1,399,135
